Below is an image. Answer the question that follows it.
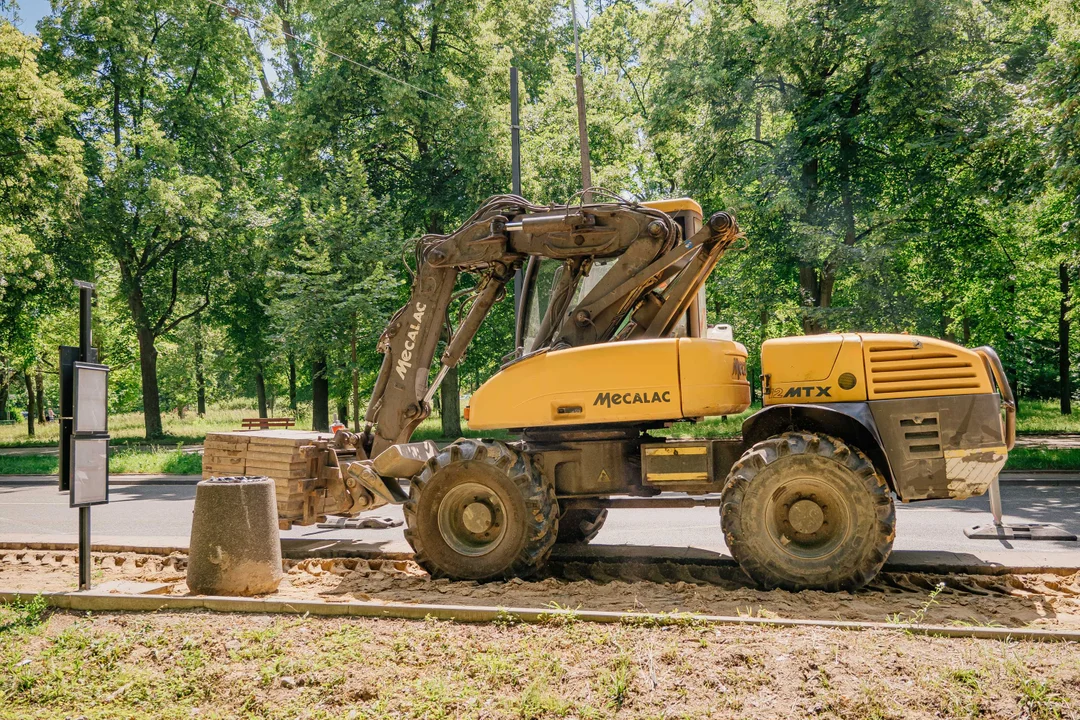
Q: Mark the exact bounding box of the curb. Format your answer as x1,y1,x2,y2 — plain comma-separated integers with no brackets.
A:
2,589,1077,643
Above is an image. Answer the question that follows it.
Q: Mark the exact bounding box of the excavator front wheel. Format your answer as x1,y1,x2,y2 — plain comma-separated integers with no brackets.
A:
721,431,895,591
404,439,558,581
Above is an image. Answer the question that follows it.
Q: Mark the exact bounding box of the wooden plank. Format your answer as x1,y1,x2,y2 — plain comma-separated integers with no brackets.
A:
244,429,328,442
203,443,250,454
273,477,317,492
244,458,312,472
202,456,245,468
202,447,246,459
243,446,305,460
249,467,310,480
277,501,305,517
203,466,248,475
204,432,252,445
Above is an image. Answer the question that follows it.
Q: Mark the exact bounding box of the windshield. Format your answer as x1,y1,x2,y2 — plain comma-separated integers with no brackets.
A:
522,259,614,351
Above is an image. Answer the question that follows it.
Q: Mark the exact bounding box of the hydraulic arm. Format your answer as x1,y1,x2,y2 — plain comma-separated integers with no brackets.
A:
356,194,743,461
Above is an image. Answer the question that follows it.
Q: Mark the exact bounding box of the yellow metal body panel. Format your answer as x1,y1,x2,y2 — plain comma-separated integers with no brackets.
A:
640,198,703,217
762,333,992,405
861,334,992,399
467,338,750,430
677,337,751,416
467,340,682,429
763,333,867,404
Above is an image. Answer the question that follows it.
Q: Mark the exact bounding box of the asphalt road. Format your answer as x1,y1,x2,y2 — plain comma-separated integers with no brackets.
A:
1,481,1076,559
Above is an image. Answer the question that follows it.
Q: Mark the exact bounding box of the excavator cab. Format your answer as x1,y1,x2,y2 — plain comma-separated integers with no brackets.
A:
515,198,709,352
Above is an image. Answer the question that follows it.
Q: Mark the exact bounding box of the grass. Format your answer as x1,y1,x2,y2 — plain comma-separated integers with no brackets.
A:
0,595,48,634
1015,399,1080,434
0,405,262,448
0,446,202,476
0,610,1076,719
1004,447,1080,471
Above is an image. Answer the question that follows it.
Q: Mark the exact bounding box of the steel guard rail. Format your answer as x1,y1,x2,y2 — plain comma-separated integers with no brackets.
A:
975,346,1016,451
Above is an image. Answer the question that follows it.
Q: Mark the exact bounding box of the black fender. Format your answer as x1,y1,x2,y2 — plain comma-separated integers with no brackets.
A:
741,403,896,494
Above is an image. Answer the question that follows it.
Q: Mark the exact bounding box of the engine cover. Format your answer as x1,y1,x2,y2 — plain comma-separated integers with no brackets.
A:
466,337,750,430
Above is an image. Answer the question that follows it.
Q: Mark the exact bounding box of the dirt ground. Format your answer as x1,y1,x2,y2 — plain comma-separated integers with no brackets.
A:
1,608,1078,719
3,549,1080,630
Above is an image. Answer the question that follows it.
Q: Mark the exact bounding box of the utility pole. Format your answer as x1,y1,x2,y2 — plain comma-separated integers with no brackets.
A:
511,66,524,320
570,0,592,202
510,67,522,197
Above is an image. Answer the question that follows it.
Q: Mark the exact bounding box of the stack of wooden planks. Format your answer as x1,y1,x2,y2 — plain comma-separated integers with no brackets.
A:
202,430,333,529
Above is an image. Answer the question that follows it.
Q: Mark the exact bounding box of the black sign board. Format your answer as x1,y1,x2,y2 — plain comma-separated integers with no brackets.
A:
58,345,78,492
59,346,99,492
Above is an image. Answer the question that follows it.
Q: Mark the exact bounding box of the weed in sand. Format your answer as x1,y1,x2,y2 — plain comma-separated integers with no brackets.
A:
0,594,48,634
887,581,947,627
597,653,635,710
933,667,987,718
539,601,581,627
1014,673,1066,720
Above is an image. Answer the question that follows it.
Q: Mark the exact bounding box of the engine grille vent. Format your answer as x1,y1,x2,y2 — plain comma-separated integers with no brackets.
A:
867,343,980,396
899,414,942,458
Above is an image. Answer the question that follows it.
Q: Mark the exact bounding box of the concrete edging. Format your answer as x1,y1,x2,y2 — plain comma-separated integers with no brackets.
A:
1,589,1078,643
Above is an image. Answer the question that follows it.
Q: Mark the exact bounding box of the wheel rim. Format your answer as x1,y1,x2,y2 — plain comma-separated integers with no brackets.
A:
763,475,854,560
437,482,508,557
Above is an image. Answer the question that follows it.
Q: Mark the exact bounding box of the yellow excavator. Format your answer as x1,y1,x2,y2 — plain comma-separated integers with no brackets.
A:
315,194,1015,591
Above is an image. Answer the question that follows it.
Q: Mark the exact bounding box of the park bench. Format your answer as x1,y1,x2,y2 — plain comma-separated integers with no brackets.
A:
240,417,295,430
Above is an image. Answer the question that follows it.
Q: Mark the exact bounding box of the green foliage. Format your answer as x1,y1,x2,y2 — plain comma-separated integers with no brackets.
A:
0,18,85,373
0,0,1076,448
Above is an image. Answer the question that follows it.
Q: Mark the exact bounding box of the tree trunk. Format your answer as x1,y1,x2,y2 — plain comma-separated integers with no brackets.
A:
337,402,348,428
23,371,35,438
255,370,268,418
274,0,303,81
311,356,329,432
288,355,297,411
195,318,206,416
0,374,9,421
440,365,462,438
798,265,834,334
1061,263,1073,416
35,367,45,423
136,326,164,438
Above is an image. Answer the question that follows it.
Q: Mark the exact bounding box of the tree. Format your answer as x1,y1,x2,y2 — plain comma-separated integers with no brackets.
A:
41,1,260,437
0,19,86,435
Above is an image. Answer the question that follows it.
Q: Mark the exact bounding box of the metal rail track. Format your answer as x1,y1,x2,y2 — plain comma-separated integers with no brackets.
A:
3,546,1078,600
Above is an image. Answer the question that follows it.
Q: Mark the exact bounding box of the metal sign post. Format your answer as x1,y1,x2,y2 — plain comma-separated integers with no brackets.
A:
59,280,110,591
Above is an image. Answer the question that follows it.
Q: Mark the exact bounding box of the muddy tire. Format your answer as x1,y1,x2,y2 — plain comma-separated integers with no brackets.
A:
555,508,608,545
720,432,895,591
403,439,558,581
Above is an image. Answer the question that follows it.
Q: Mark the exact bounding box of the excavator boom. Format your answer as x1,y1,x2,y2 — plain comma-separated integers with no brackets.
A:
359,194,742,458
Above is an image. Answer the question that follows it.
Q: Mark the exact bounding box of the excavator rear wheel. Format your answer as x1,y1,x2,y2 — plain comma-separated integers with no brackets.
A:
404,439,558,581
720,431,895,591
555,508,608,544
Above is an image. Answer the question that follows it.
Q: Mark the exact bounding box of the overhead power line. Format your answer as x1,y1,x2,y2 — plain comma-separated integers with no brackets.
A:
204,0,485,117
